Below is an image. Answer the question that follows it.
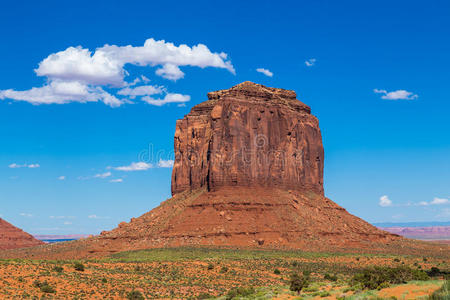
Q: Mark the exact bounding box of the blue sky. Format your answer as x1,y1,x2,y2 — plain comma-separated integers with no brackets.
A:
0,0,449,235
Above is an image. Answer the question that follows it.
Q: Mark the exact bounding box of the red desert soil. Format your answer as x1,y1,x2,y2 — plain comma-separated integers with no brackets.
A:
1,82,448,259
0,218,44,250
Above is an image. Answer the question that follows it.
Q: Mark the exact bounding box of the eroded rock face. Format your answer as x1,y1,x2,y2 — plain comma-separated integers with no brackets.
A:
4,82,431,260
171,81,324,195
0,218,44,250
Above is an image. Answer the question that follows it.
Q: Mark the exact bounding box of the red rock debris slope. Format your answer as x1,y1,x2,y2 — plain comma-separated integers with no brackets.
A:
1,82,448,259
0,218,44,250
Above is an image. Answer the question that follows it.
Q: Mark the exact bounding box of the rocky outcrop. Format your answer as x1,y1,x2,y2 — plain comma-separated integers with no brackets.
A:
171,81,324,195
0,218,44,250
4,82,447,260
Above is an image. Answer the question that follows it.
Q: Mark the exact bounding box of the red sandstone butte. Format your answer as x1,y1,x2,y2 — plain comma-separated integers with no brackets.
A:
0,218,44,250
171,81,324,195
4,82,448,260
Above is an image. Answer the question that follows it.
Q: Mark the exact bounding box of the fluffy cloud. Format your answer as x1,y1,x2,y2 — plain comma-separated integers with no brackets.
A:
430,197,449,205
142,93,190,106
94,171,112,178
58,176,66,180
20,213,33,217
416,197,449,206
114,162,153,171
0,80,123,107
157,159,174,168
109,178,123,183
117,85,164,99
88,214,110,219
256,68,273,77
9,163,40,169
0,38,234,107
305,58,316,67
379,195,392,207
374,89,418,100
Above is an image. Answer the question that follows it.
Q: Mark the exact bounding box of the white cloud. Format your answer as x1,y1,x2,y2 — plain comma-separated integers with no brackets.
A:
374,89,418,100
158,159,174,168
58,176,66,180
430,197,449,205
114,162,153,171
379,195,392,207
8,163,40,169
418,201,429,206
0,80,123,107
0,38,234,107
117,85,164,99
49,215,74,219
155,64,185,80
88,214,110,219
256,68,273,77
63,221,72,225
110,178,123,183
94,171,112,178
20,213,33,217
142,93,190,106
305,58,316,67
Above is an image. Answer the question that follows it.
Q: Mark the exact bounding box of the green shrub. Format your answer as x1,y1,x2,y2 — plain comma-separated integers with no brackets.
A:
324,273,338,281
207,263,214,270
33,280,55,293
428,280,449,300
127,290,145,300
74,262,85,272
53,266,64,273
226,287,255,299
220,266,229,273
351,266,429,290
197,292,213,299
320,291,331,297
290,273,308,294
274,268,281,275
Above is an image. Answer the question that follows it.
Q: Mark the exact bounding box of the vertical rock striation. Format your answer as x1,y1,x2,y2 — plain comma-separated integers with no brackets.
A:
171,81,324,195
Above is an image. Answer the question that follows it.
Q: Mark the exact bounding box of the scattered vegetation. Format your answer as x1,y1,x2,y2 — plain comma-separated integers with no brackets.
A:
73,262,85,272
0,248,446,299
33,280,56,293
226,286,255,299
428,280,449,300
289,272,308,294
127,290,145,300
351,266,430,290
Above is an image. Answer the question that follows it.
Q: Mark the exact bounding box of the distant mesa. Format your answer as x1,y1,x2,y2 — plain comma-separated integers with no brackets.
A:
1,82,448,259
0,218,44,250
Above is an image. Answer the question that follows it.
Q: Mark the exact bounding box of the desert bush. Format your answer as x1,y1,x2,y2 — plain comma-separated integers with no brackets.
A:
127,290,145,300
274,268,281,275
220,266,229,273
320,291,331,297
53,266,64,273
289,273,308,294
324,273,337,281
351,266,429,290
74,262,85,272
33,280,56,293
207,263,214,270
225,286,255,299
197,292,213,299
428,280,449,300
